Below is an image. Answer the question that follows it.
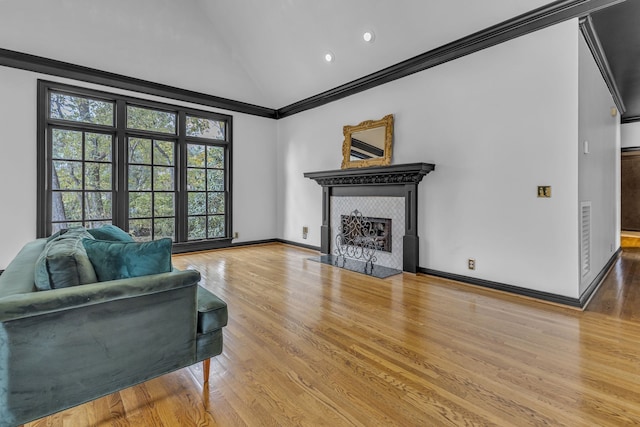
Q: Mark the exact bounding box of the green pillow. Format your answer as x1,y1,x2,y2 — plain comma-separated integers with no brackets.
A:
35,228,97,290
83,238,173,282
87,225,134,242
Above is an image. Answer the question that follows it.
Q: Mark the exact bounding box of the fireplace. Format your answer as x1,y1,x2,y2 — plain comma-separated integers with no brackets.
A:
331,196,404,271
305,163,435,274
340,214,392,253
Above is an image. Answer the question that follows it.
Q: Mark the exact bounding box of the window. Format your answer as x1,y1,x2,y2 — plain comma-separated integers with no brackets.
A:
127,137,176,241
186,143,226,240
38,81,232,252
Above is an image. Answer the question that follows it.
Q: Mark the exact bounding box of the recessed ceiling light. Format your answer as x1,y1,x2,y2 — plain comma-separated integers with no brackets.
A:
324,52,334,63
363,31,375,43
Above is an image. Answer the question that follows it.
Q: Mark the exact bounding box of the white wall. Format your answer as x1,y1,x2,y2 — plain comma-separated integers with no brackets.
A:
278,19,582,297
577,33,620,295
0,66,278,268
0,67,39,269
621,122,640,148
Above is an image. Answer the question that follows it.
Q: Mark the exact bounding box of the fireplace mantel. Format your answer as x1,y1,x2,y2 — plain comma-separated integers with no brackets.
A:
305,163,435,273
303,163,434,187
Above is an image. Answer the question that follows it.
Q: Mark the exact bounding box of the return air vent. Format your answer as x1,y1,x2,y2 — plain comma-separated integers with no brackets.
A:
580,202,591,277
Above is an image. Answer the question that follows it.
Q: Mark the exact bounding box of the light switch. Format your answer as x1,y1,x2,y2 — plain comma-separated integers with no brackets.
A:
537,186,551,198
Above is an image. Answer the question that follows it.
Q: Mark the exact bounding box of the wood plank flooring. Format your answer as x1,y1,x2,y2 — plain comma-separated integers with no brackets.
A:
25,243,640,426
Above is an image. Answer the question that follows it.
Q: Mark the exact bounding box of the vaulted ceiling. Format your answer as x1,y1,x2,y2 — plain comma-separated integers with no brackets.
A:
0,0,638,118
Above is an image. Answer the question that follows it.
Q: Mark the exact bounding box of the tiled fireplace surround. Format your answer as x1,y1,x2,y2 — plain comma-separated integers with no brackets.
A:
305,163,435,273
331,196,405,270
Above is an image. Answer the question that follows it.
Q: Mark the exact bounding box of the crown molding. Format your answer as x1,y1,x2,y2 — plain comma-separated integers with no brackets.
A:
277,0,626,118
0,48,278,119
579,15,626,115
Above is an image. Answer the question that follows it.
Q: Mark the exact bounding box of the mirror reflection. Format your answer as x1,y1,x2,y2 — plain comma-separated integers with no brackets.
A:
341,114,393,169
350,127,386,160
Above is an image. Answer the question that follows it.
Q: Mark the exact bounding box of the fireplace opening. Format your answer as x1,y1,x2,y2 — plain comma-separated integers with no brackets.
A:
340,214,392,253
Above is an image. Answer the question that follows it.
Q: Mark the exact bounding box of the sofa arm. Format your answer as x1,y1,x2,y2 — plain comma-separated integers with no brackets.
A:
0,269,201,322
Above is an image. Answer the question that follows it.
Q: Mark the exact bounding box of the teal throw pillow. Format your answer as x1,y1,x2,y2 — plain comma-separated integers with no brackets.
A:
35,228,98,290
87,225,134,242
83,238,173,282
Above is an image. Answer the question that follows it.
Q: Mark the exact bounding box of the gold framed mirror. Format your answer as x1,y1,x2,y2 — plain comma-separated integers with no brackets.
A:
341,114,394,169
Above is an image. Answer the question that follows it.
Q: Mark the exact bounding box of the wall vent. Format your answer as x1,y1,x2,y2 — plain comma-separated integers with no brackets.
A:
580,202,592,277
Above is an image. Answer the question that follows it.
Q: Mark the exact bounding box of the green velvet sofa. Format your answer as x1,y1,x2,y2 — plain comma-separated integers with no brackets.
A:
0,235,228,427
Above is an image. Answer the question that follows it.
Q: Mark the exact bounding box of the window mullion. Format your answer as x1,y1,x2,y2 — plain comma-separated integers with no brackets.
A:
226,116,233,241
115,99,128,230
177,111,187,243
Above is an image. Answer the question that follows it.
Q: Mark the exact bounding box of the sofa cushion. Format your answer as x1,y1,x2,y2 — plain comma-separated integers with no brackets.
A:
197,286,228,333
83,238,172,282
34,228,98,291
87,225,134,242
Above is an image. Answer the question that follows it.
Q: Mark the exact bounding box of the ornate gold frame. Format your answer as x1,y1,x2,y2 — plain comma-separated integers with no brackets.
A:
341,114,394,169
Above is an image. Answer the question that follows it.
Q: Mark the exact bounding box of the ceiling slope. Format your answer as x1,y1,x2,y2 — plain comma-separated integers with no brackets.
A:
591,1,640,121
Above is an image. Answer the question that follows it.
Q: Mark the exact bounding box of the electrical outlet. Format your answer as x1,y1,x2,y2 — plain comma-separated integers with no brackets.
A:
468,258,476,270
233,232,239,239
302,226,309,239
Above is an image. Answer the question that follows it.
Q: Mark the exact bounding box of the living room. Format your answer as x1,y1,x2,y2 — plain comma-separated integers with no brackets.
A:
1,0,639,425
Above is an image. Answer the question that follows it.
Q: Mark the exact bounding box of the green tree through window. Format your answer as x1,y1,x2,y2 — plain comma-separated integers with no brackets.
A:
38,81,232,252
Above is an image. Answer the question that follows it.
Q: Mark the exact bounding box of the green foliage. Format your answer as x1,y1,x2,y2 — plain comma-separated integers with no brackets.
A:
207,146,224,168
208,215,225,238
127,106,176,134
186,116,225,140
129,192,152,218
129,138,151,163
154,141,174,165
188,217,206,240
187,144,205,167
207,169,224,191
129,165,151,191
208,192,225,214
187,169,206,191
154,193,174,217
52,129,82,160
50,93,113,126
86,133,111,161
85,192,112,220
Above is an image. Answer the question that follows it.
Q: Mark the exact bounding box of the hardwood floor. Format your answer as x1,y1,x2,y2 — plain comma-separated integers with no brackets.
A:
26,244,640,426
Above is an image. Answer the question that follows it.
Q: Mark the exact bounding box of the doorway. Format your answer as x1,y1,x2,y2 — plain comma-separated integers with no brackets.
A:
621,149,640,247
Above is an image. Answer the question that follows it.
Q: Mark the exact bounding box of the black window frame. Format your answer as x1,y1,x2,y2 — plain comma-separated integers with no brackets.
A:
37,80,233,253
